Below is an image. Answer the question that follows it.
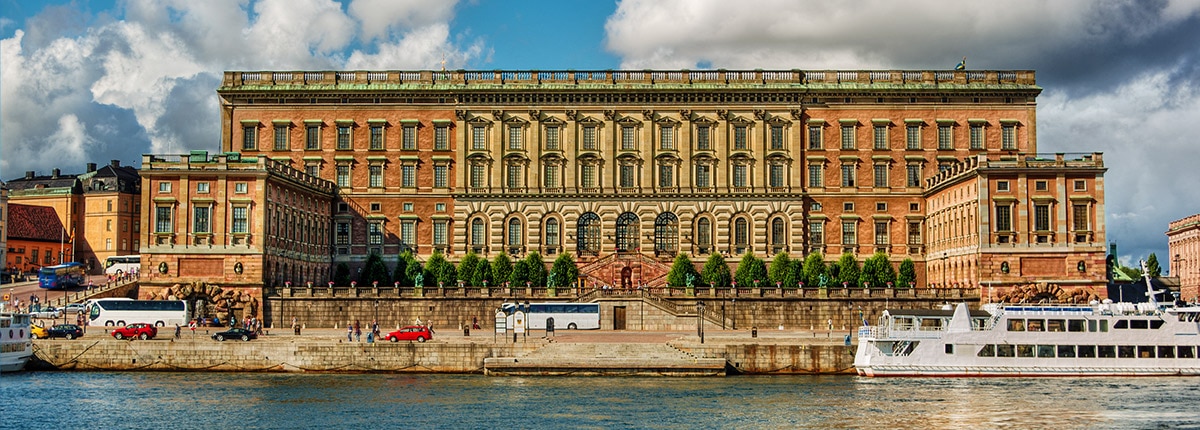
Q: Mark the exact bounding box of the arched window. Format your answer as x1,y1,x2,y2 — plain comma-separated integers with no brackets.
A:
616,212,640,253
471,218,486,253
771,217,786,254
655,212,679,256
507,218,523,253
577,212,601,256
696,217,712,254
734,217,749,254
544,218,560,254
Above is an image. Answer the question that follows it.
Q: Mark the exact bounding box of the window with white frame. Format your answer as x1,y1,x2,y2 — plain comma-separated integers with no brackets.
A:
696,125,711,150
369,165,383,188
583,126,597,150
659,125,674,150
235,183,248,194
508,125,523,150
370,124,385,150
434,125,449,150
401,165,416,188
842,221,856,246
1001,124,1017,150
808,125,822,150
969,123,984,149
368,221,383,245
472,126,487,150
232,207,247,234
193,206,211,233
242,125,257,150
197,182,209,193
434,165,448,188
769,164,784,188
841,125,855,149
906,124,921,150
470,164,485,188
906,164,921,187
403,125,418,150
841,164,856,187
937,123,953,150
875,222,889,245
619,164,635,188
305,124,320,150
733,164,748,188
336,165,350,188
874,164,888,188
770,125,785,150
733,125,748,150
695,164,711,188
621,126,636,150
159,182,171,193
544,164,559,188
873,124,888,149
155,206,173,233
658,163,674,188
545,126,560,150
433,220,448,247
400,220,416,247
274,125,289,150
336,124,352,150
808,164,824,188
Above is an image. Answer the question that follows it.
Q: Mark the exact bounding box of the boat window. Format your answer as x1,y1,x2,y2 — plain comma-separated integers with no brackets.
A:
1037,345,1056,358
1098,345,1116,358
1087,320,1097,332
1114,320,1128,329
945,344,954,354
1179,346,1196,359
1158,346,1175,358
1150,320,1164,329
1099,320,1108,332
1077,345,1097,358
920,318,943,329
1026,319,1044,332
1007,319,1025,331
1130,320,1149,329
1047,319,1065,332
977,344,996,357
1017,345,1035,358
1057,345,1076,358
1067,320,1085,332
996,344,1015,357
1138,346,1155,358
894,316,914,330
1118,346,1135,358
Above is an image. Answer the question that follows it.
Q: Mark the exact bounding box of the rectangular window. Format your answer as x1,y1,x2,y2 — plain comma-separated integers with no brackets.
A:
808,164,824,188
841,164,856,187
369,165,383,188
232,207,247,233
336,125,351,150
434,165,448,188
1002,124,1017,150
305,125,320,150
507,164,522,188
402,165,416,188
1073,204,1089,231
434,126,448,150
937,124,952,150
470,164,484,188
155,206,172,233
769,165,784,188
368,222,383,245
305,165,319,177
906,124,921,150
906,164,921,187
842,222,856,245
583,126,597,150
433,221,448,246
242,126,257,150
546,126,560,150
1074,180,1086,191
659,164,673,188
733,165,747,188
841,125,855,149
620,165,635,188
545,221,560,247
998,181,1010,192
509,126,523,150
472,126,486,150
403,126,417,150
811,221,824,245
695,164,711,188
197,182,209,193
875,222,889,245
400,221,416,246
873,125,888,149
733,126,747,150
1035,180,1048,191
336,165,350,188
193,206,211,233
659,126,674,150
908,221,921,244
621,126,635,150
696,126,711,150
336,222,350,245
969,124,984,149
235,183,248,194
996,205,1012,231
544,165,559,188
370,125,385,150
770,125,784,150
403,202,414,212
808,125,822,150
1035,204,1050,231
159,182,171,193
274,125,289,150
874,164,888,188
582,165,596,188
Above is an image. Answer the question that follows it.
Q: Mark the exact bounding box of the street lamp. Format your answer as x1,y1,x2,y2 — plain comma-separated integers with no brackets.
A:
696,301,705,344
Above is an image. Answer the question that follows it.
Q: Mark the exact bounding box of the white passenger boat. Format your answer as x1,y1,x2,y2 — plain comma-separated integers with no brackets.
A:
1,312,34,373
855,264,1200,377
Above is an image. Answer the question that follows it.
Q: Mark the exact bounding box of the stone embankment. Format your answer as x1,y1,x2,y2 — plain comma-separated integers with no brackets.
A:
30,328,857,376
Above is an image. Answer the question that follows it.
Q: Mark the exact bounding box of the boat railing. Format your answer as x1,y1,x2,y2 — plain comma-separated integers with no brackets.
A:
862,325,944,340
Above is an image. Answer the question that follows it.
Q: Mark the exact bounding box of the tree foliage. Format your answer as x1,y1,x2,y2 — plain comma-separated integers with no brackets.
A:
492,251,513,287
768,253,793,287
734,252,768,287
524,252,547,287
334,263,351,286
509,259,531,287
549,253,579,288
458,252,482,286
835,252,861,287
471,258,493,287
426,251,456,286
897,258,917,288
667,253,700,287
358,253,391,285
801,253,827,287
700,253,732,288
858,252,896,288
1146,253,1162,277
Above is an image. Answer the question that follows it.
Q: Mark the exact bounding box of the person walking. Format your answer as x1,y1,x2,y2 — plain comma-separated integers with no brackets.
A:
371,319,379,337
346,322,353,342
174,323,181,339
354,320,362,342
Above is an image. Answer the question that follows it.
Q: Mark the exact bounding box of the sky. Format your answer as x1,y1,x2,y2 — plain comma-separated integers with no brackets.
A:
2,0,1199,271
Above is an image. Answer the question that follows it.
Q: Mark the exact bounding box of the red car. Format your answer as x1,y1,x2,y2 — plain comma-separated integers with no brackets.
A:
385,325,433,342
111,323,157,340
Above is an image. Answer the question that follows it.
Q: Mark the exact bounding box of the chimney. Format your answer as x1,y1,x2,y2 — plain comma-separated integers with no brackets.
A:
87,163,97,173
111,159,120,168
52,168,60,178
25,171,34,180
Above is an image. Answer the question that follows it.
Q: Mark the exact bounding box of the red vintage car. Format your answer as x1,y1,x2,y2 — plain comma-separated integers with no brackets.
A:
385,325,433,342
111,323,157,340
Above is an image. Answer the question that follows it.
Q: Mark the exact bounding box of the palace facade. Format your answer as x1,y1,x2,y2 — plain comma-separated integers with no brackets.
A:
1168,214,1200,301
211,69,1106,292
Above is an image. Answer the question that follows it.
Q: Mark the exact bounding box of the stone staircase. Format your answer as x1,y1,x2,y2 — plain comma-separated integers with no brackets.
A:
577,253,674,288
483,342,726,376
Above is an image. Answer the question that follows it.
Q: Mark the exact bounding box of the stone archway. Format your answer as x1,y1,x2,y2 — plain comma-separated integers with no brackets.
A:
146,282,260,325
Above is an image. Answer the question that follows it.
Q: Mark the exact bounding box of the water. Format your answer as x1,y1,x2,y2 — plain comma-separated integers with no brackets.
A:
5,372,1200,429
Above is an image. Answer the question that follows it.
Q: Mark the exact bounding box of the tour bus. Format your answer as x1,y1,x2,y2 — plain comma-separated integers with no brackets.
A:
87,298,188,327
501,302,601,330
38,262,87,289
104,255,141,277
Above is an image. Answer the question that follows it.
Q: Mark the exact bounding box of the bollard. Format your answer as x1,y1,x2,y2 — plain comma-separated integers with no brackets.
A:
751,327,758,338
464,326,470,337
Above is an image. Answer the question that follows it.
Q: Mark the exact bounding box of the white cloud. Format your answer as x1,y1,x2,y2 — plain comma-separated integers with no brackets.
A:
348,0,457,42
346,23,483,70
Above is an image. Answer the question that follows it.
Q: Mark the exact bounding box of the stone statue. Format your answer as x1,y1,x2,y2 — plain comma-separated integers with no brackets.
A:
414,272,424,288
547,272,557,288
685,273,696,288
818,273,829,288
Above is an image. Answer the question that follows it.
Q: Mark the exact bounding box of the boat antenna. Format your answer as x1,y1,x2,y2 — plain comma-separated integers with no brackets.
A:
1141,259,1160,309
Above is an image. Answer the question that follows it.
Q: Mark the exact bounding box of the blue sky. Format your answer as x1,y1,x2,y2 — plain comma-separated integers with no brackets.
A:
3,0,1200,271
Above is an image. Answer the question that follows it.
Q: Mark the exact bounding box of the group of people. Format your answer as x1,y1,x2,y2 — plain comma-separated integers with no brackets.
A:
241,315,264,334
347,319,382,343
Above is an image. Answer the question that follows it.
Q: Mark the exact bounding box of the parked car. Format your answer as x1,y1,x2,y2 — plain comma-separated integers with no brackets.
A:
31,323,48,339
61,303,87,315
384,325,432,342
212,328,256,342
30,307,62,319
111,323,157,340
46,324,84,339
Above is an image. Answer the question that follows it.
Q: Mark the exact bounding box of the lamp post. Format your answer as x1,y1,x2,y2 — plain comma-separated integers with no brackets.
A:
696,301,705,344
373,300,379,325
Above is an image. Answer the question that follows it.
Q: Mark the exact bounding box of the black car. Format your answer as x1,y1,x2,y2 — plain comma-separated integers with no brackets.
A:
212,328,257,341
46,324,84,340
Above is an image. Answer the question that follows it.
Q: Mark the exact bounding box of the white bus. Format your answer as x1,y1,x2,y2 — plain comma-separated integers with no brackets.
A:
501,302,600,330
104,255,141,276
87,298,187,327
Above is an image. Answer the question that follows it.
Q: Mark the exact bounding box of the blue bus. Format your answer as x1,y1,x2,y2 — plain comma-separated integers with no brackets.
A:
38,262,86,289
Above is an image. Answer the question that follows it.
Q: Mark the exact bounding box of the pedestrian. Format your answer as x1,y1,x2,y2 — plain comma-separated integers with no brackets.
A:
371,319,379,337
174,323,181,339
354,320,362,342
472,315,479,330
346,323,353,342
366,330,374,344
292,317,300,335
415,316,423,327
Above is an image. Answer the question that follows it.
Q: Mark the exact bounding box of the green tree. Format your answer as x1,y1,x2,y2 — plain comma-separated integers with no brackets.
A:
701,253,732,288
458,252,482,287
509,259,531,287
358,253,391,286
801,252,827,287
786,259,804,289
667,253,700,287
333,262,351,286
492,251,513,287
394,250,418,286
426,251,457,287
768,253,793,287
835,252,860,287
472,259,493,288
549,253,579,289
897,258,917,288
1146,253,1162,277
401,251,427,287
858,252,896,288
734,252,768,288
524,252,547,287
